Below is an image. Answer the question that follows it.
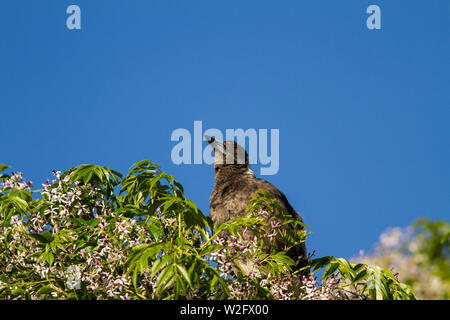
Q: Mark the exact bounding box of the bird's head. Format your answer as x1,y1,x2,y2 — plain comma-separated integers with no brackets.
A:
205,135,254,177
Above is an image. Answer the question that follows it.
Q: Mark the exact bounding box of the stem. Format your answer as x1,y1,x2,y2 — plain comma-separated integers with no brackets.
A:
178,211,182,239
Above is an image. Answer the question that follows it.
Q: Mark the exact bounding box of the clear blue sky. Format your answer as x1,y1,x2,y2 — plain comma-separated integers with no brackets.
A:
1,1,449,260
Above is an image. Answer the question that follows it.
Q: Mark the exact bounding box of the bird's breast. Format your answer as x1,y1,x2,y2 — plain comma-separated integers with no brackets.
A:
209,178,255,225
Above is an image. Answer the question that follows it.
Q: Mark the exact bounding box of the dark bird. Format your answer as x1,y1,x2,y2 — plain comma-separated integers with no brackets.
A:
206,135,307,275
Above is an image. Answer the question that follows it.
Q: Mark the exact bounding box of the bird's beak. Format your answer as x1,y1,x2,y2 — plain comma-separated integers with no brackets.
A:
204,135,224,154
204,135,215,144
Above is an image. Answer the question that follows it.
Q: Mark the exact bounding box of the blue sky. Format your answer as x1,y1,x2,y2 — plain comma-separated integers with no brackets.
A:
1,1,449,260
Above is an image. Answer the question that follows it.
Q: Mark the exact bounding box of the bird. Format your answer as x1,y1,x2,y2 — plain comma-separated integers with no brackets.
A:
206,135,307,275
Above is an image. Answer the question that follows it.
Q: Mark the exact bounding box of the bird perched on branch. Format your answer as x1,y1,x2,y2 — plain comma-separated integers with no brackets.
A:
206,135,307,275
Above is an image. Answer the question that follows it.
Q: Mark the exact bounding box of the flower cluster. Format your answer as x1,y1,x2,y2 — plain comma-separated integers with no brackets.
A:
0,171,32,192
0,162,420,300
211,229,352,300
0,170,143,299
296,274,355,300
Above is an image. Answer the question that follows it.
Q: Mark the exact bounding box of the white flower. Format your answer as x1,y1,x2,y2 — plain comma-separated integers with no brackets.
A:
10,215,21,226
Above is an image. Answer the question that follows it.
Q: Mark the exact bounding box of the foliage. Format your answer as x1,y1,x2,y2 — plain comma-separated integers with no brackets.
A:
353,218,450,300
310,256,416,300
0,161,418,300
413,219,450,281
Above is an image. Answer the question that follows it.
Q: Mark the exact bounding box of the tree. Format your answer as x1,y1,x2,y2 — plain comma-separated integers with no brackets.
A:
353,218,450,299
0,161,417,300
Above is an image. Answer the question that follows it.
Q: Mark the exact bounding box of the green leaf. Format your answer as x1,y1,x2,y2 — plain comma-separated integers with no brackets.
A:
148,224,162,241
36,285,54,296
67,217,100,228
151,254,172,279
8,196,29,213
38,251,54,266
185,199,198,212
310,256,334,272
199,244,223,257
29,232,53,244
322,261,339,280
351,269,369,285
175,264,192,288
161,197,182,213
156,264,175,294
11,287,25,296
0,164,10,173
